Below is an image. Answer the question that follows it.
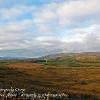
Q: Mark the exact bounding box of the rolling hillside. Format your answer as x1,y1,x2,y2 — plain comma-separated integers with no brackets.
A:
35,52,100,67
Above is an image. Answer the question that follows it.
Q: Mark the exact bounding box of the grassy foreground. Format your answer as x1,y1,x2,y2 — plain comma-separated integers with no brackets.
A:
0,60,100,99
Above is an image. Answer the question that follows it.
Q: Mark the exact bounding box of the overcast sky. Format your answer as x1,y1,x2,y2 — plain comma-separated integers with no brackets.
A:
0,0,100,57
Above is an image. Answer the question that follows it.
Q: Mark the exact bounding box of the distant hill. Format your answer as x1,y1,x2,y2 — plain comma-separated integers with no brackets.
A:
34,52,100,67
78,52,100,55
0,56,27,60
39,53,78,60
39,52,100,60
1,52,100,64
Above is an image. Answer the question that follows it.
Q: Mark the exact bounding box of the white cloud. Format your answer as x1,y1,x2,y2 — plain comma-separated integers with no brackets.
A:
33,0,100,28
0,20,33,50
0,0,100,56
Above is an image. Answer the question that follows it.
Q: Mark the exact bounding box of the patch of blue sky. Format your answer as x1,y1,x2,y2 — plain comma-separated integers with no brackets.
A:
0,0,66,8
15,13,33,22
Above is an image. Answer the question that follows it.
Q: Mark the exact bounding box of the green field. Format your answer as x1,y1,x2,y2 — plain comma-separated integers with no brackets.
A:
38,55,100,67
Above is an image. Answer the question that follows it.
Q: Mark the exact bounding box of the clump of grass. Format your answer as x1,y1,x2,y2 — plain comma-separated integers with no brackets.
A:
79,80,88,85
